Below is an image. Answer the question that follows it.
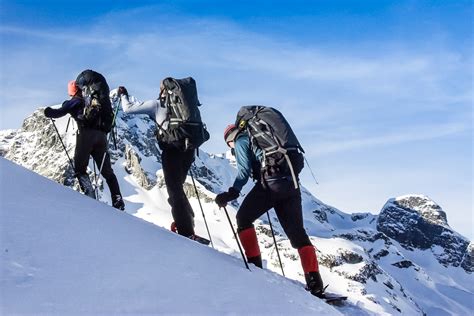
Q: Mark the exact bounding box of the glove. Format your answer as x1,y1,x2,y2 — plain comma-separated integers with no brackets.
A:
117,86,128,97
215,187,240,208
44,107,54,118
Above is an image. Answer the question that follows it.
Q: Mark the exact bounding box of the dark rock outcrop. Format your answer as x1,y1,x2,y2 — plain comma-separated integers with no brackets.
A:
377,195,470,272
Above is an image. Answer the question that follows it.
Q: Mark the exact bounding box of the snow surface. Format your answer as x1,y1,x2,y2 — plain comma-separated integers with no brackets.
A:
0,157,340,315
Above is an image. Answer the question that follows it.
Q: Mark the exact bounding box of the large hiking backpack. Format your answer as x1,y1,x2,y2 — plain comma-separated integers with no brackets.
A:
75,70,114,133
235,105,305,189
159,77,210,151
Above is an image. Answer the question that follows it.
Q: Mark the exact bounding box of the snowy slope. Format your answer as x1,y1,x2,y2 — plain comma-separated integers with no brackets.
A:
0,157,339,315
1,98,472,315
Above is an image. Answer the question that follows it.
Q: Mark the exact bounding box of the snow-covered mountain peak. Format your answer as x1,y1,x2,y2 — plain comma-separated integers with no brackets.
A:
394,194,448,226
377,194,471,272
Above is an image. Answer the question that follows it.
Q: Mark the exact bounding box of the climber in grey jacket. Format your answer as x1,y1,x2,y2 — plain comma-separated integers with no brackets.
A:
116,86,198,239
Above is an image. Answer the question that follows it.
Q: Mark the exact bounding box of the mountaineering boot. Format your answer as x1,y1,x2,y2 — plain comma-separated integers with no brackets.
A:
247,254,263,268
170,221,178,233
305,271,324,298
78,174,96,199
171,222,210,245
238,227,262,268
112,194,125,211
298,245,324,297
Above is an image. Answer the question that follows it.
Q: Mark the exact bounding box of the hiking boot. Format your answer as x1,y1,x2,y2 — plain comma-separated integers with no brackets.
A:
170,221,178,233
112,195,125,211
305,271,324,297
78,174,96,199
248,255,263,269
238,227,262,268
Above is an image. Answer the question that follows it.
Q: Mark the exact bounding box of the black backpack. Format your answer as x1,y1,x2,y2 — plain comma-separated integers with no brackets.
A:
75,70,114,133
159,77,210,151
236,105,305,188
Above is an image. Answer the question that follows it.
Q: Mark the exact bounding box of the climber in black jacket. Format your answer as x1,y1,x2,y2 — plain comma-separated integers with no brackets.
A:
44,74,124,210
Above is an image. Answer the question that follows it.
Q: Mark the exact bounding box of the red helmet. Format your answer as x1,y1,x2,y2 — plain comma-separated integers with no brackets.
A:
67,80,78,96
224,124,239,145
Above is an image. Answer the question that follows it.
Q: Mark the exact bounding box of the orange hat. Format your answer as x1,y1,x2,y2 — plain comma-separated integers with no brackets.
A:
68,80,78,96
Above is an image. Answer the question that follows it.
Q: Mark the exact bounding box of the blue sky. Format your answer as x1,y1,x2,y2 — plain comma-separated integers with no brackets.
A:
0,1,472,239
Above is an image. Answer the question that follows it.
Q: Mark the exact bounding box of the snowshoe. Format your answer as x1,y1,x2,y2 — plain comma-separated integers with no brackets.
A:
189,234,211,246
305,282,348,305
319,292,348,305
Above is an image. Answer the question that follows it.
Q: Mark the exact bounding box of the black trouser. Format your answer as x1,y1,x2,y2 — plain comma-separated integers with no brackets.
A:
161,145,195,237
74,127,121,197
236,179,312,249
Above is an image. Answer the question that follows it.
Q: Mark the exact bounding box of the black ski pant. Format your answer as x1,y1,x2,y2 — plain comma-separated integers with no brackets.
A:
74,127,121,197
161,146,195,237
236,179,312,249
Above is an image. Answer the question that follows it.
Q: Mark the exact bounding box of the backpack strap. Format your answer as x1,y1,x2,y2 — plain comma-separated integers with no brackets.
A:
247,117,300,189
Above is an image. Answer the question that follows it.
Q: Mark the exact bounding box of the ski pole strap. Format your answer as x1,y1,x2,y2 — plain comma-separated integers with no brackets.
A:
223,206,250,270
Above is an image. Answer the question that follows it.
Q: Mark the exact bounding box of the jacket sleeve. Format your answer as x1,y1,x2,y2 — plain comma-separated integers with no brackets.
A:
120,95,159,120
46,98,82,119
232,136,254,192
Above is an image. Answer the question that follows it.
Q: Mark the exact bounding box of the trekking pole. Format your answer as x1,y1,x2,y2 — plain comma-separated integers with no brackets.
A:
65,117,71,133
92,159,99,200
190,168,214,249
304,156,319,185
266,211,285,276
222,206,250,270
112,125,117,150
98,98,121,176
50,118,74,171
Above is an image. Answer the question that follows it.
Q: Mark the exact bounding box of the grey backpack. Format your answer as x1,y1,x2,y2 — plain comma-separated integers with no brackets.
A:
236,105,305,188
160,77,210,151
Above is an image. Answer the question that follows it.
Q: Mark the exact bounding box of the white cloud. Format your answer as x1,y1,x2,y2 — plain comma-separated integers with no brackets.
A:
1,14,471,150
303,122,469,157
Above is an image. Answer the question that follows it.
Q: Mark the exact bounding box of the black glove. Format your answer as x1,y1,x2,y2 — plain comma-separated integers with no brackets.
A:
215,187,240,208
44,107,54,118
117,86,128,97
